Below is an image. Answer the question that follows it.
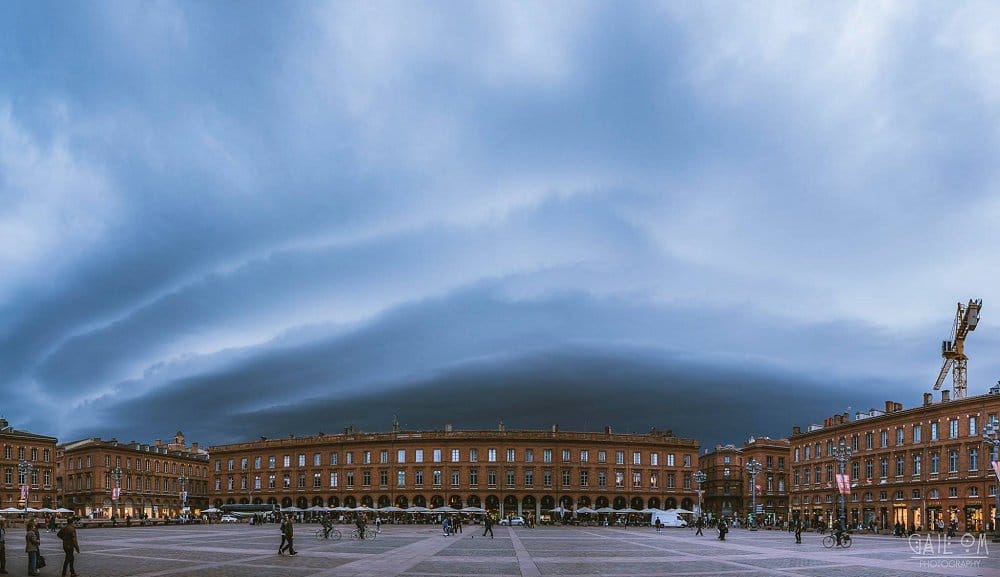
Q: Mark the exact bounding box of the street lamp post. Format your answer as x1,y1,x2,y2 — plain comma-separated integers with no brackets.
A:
983,422,1000,542
831,440,853,531
110,466,123,521
178,474,189,516
693,470,707,521
746,458,762,530
17,460,34,515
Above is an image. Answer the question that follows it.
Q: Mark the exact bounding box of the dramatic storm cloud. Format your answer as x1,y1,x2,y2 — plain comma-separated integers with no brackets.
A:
2,2,1000,450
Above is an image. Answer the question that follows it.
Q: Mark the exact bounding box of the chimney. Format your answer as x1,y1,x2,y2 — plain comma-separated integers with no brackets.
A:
923,393,932,406
444,424,452,432
792,426,801,436
551,424,558,433
941,390,950,402
155,439,162,446
192,442,199,452
842,412,849,422
884,401,894,413
604,425,613,435
894,402,903,412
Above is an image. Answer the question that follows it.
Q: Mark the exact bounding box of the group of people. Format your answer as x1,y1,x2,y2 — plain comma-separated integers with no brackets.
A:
441,516,463,536
1,516,81,576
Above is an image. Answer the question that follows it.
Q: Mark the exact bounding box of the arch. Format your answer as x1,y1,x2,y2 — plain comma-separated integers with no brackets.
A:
226,498,236,505
239,497,249,504
504,495,518,509
449,495,463,508
647,497,660,509
485,495,500,511
595,496,609,509
213,498,223,507
664,497,677,510
577,495,591,508
522,495,536,509
630,496,644,510
360,495,373,508
540,495,555,510
681,498,694,511
296,496,308,509
466,495,481,507
281,497,293,508
343,496,357,507
252,497,263,505
378,495,391,508
559,495,573,509
395,495,408,508
430,495,444,508
313,496,325,506
412,495,426,507
612,496,627,509
267,497,278,506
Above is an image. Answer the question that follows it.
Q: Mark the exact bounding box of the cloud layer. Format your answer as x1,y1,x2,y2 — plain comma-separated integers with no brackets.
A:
2,2,999,449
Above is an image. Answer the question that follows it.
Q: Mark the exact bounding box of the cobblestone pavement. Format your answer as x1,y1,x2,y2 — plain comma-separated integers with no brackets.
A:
7,524,998,576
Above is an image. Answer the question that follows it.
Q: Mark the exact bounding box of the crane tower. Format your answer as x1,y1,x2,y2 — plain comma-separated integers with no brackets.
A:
933,299,982,400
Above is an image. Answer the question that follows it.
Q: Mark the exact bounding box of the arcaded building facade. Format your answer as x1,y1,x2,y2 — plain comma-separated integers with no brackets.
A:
57,432,211,518
208,425,700,519
790,389,1000,532
0,419,58,512
698,436,789,523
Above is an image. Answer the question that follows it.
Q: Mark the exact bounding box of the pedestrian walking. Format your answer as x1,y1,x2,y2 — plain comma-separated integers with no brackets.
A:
655,518,662,533
694,517,704,536
278,515,297,555
482,515,494,539
57,518,80,577
0,517,8,574
794,519,802,544
25,520,40,576
717,519,728,541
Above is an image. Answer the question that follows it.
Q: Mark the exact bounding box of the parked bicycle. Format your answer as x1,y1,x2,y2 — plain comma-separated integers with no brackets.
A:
822,531,852,548
314,527,342,541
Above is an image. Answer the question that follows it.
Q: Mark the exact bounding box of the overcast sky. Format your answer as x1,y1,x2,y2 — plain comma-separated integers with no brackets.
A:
2,2,999,451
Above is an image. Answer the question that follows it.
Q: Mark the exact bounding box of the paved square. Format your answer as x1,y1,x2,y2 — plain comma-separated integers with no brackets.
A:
8,524,998,576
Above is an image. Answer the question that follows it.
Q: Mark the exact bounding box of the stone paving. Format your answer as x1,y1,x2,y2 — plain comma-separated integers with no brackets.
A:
5,523,997,577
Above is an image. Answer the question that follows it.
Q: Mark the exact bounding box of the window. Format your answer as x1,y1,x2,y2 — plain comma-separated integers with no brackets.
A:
451,449,460,463
363,470,372,486
543,469,552,487
969,415,978,436
562,449,571,462
580,450,589,462
598,470,607,487
524,449,532,463
598,450,606,463
650,472,658,488
880,458,888,478
865,460,873,480
283,455,291,467
523,469,532,487
970,448,979,471
948,487,958,498
930,452,940,474
254,475,261,490
488,449,497,462
506,469,515,487
895,455,904,476
913,454,922,475
615,470,624,488
227,459,234,471
313,472,322,488
928,488,939,499
269,474,276,488
283,474,291,488
254,456,262,469
563,469,571,486
397,449,406,463
507,449,516,463
865,432,873,449
470,449,479,462
329,453,338,466
852,461,860,479
949,419,959,439
470,469,479,486
632,471,641,488
415,470,423,485
930,422,939,441
667,473,676,488
969,486,979,497
667,453,675,467
616,451,624,465
723,467,731,478
724,455,731,464
397,470,405,487
794,447,800,462
851,435,859,451
804,446,810,460
544,450,553,463
913,425,922,443
896,428,904,446
298,454,306,467
766,456,773,468
380,469,388,486
346,471,354,488
415,450,424,463
452,470,461,486
949,450,958,472
880,430,889,448
363,451,371,464
487,469,497,486
381,450,389,464
633,451,641,465
651,453,659,466
683,455,691,467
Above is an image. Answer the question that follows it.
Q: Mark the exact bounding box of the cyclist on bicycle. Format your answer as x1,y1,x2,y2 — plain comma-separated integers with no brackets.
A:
321,516,334,539
355,515,366,540
832,519,844,546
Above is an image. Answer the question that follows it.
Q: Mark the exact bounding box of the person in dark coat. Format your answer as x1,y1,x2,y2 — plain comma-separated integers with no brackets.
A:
482,515,494,539
0,517,8,574
794,519,802,544
694,517,704,536
717,519,728,541
278,515,297,555
57,519,80,577
25,520,40,576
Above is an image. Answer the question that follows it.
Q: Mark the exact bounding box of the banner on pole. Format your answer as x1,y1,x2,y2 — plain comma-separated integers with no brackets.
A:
20,484,28,499
835,474,851,495
992,460,1000,482
112,487,121,500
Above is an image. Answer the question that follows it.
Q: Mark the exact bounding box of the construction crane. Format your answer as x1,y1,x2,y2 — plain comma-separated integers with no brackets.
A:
933,299,983,400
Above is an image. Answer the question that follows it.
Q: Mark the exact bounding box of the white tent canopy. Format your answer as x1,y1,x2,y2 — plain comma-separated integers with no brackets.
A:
576,506,597,514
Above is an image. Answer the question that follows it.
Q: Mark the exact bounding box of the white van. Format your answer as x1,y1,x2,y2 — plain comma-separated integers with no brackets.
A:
651,510,687,528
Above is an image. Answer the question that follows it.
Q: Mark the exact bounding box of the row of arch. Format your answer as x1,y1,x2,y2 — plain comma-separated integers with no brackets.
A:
213,494,695,511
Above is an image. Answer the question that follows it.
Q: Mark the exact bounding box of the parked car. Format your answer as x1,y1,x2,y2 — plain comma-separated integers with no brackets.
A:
499,516,526,526
220,515,239,523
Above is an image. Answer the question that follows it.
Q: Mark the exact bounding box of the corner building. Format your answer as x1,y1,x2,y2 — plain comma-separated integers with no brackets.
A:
698,437,789,524
208,426,700,519
790,390,1000,533
0,419,58,511
58,431,211,518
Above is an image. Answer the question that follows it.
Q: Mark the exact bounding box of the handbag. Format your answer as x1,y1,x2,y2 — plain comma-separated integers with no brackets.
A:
37,554,46,568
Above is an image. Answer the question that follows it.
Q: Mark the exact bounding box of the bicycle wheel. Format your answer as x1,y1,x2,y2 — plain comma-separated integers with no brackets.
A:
315,528,326,541
365,529,377,540
841,535,852,549
822,535,834,548
330,528,342,541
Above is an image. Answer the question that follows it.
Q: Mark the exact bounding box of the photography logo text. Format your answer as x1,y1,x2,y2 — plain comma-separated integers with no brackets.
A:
908,533,991,569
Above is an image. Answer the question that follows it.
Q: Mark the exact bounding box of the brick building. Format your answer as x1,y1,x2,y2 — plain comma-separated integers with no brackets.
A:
698,436,789,524
207,424,700,521
790,388,1000,533
57,431,211,519
0,418,58,512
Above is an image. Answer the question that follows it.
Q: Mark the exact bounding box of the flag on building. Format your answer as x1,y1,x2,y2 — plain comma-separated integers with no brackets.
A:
112,487,121,500
835,474,851,495
992,460,1000,481
20,484,28,499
